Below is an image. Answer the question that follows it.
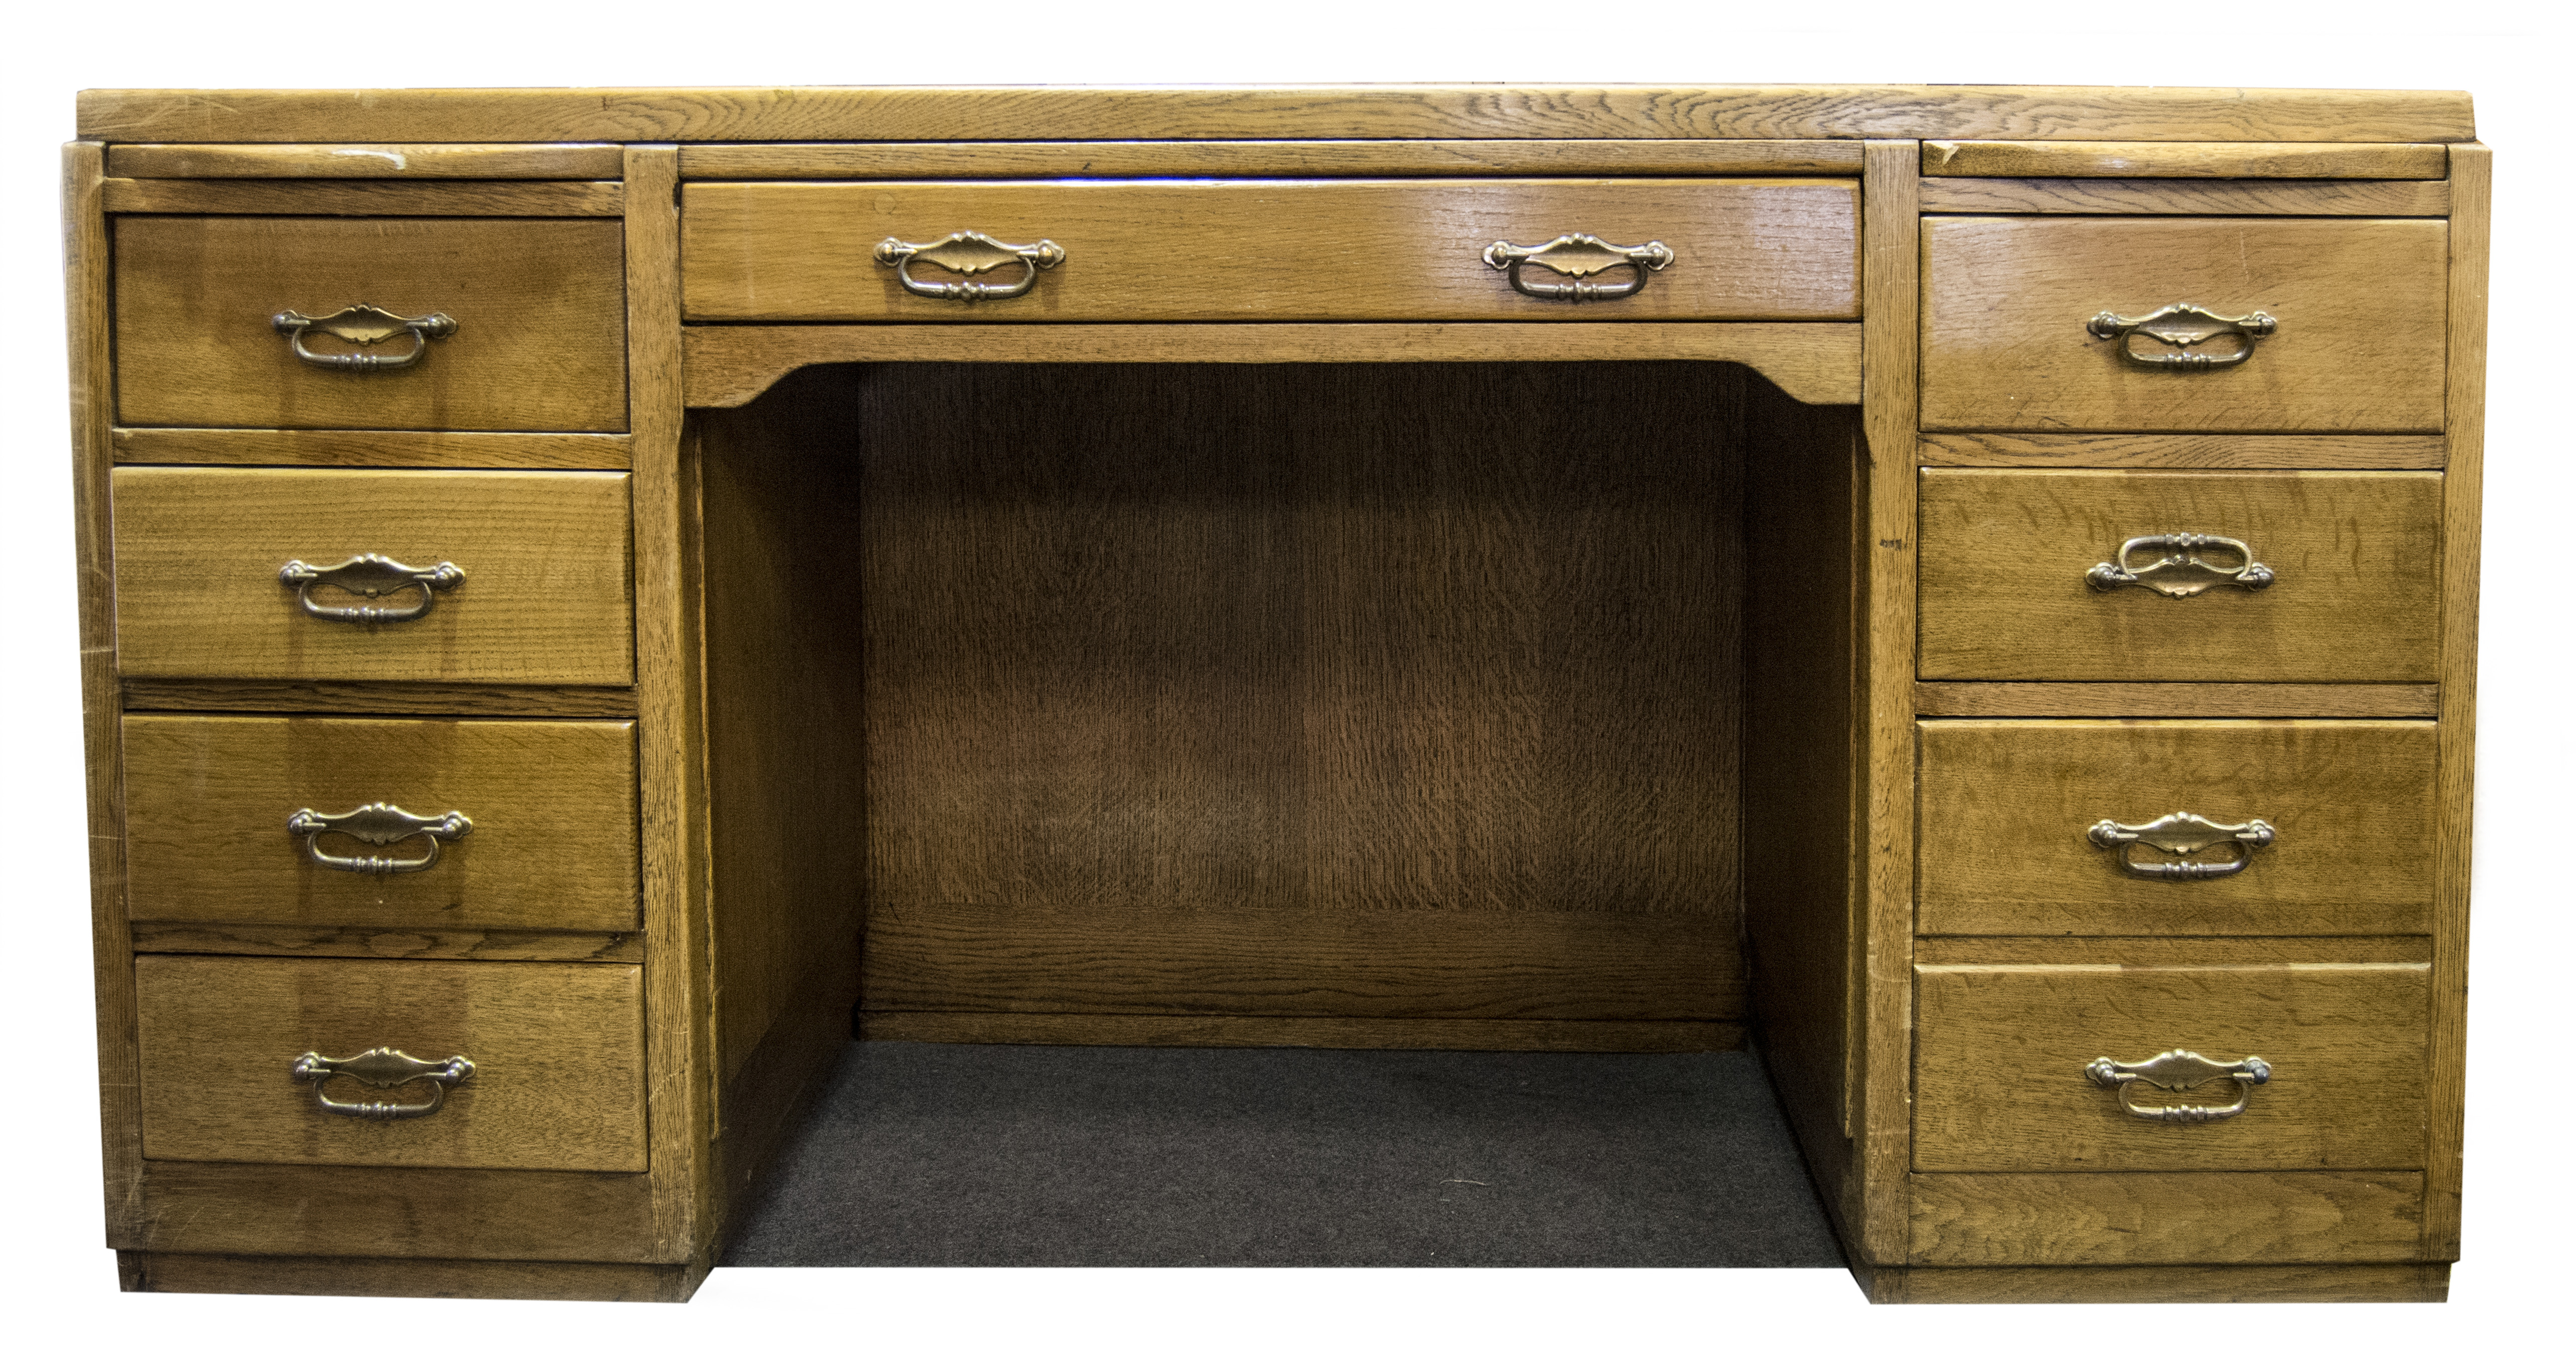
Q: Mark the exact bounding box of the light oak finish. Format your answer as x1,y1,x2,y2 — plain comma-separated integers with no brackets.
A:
1859,1262,2447,1303
122,679,637,719
1920,216,2448,433
114,216,628,432
124,1162,655,1260
1913,683,2437,719
104,179,623,216
109,143,626,179
1917,470,2444,683
682,139,1867,179
110,468,634,686
120,1251,702,1303
77,86,2478,145
135,956,646,1172
120,715,639,931
1917,432,2445,469
863,1013,1745,1051
130,922,642,963
683,179,1857,324
684,321,1862,408
1916,720,2437,937
1913,962,2428,1172
1909,1170,2424,1265
113,428,633,470
1913,936,2429,967
1917,178,2449,217
1922,141,2450,179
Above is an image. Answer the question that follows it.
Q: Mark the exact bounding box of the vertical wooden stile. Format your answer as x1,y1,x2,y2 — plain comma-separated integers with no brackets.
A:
2424,141,2488,1263
65,141,142,1248
1857,140,1922,1271
624,145,716,1267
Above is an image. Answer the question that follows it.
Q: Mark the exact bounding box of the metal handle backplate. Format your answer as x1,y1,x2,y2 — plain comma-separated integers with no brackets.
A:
2088,810,2275,881
1482,233,1674,302
288,802,473,874
272,303,458,371
279,553,464,624
2086,302,2276,369
2087,1049,2270,1123
2086,532,2275,597
873,231,1066,301
292,1047,476,1120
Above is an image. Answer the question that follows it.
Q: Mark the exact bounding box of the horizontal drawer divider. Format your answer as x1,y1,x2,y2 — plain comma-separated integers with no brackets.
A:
122,680,639,719
1918,178,2449,217
681,138,1869,180
102,178,625,217
113,429,635,471
131,923,646,963
862,1011,1743,1053
1917,432,2446,470
1914,683,2437,719
1910,937,2430,966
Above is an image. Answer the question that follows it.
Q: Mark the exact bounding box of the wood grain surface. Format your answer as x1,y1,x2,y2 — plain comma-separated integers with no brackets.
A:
1862,1262,2446,1303
113,427,633,470
114,216,627,431
121,679,636,718
1917,179,2449,217
1916,432,2445,469
1912,936,2429,966
135,956,646,1171
1913,962,2428,1172
75,86,2478,145
1921,141,2450,179
129,922,642,962
1912,683,2437,718
1917,470,2444,683
121,715,638,931
681,179,1857,323
861,1013,1744,1051
109,143,626,179
1916,720,2437,936
103,179,623,216
119,1251,700,1302
110,468,634,685
1910,1170,2424,1265
681,139,1867,179
125,1162,655,1260
1920,216,2447,433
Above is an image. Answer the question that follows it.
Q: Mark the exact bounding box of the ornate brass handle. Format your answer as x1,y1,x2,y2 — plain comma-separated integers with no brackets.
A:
2088,810,2275,881
272,303,458,371
2087,1049,2270,1123
873,231,1066,301
279,553,465,624
2086,302,2276,369
291,1047,476,1120
2086,533,2274,598
288,802,473,874
1482,233,1674,302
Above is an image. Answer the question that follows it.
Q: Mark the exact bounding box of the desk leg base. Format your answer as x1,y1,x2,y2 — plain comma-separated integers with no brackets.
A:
116,1250,709,1302
1850,1260,2451,1304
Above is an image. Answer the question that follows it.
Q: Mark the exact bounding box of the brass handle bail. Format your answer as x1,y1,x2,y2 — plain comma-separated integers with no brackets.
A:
278,553,464,625
2087,302,2276,369
874,231,1066,302
2087,1049,2270,1123
1482,233,1674,302
292,1047,476,1120
2086,532,2275,597
272,303,458,371
2088,810,2275,881
288,802,473,874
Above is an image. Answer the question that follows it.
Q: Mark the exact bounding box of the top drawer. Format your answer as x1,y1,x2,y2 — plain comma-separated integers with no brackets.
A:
1921,216,2447,433
114,217,628,432
681,179,1858,323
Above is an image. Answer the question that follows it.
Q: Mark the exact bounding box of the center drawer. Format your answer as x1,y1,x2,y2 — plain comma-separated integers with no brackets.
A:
681,179,1859,322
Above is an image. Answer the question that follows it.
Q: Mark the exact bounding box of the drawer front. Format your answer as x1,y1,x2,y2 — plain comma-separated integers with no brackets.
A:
1917,721,2436,936
681,179,1858,322
1921,216,2446,433
135,956,646,1172
1918,469,2442,683
111,468,633,685
1914,962,2428,1173
122,715,639,932
114,216,627,432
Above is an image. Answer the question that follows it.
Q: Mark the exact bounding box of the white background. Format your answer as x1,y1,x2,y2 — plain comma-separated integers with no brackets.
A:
3,5,2568,1359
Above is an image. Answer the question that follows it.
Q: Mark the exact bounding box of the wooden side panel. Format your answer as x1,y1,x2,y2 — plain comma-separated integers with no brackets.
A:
1921,217,2447,433
1918,470,2444,684
134,957,646,1171
681,180,1858,323
109,143,627,179
127,1163,657,1261
1914,963,2429,1172
110,468,634,685
120,715,638,931
113,216,627,432
1910,1171,2425,1265
1921,141,2451,179
1917,721,2437,936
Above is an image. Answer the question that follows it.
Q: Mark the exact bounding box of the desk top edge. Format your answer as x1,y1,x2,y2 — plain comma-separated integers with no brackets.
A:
74,85,2476,145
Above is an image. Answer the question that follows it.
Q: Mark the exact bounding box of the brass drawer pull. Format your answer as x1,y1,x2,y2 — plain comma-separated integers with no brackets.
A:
2086,1049,2269,1124
271,303,458,371
2086,302,2276,369
279,553,465,624
291,1046,476,1121
288,802,473,874
2087,810,2274,881
1482,233,1674,302
2086,532,2274,598
873,231,1066,301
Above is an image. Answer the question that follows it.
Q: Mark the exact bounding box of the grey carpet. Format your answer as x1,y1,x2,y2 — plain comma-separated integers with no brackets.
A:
722,1041,1844,1268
